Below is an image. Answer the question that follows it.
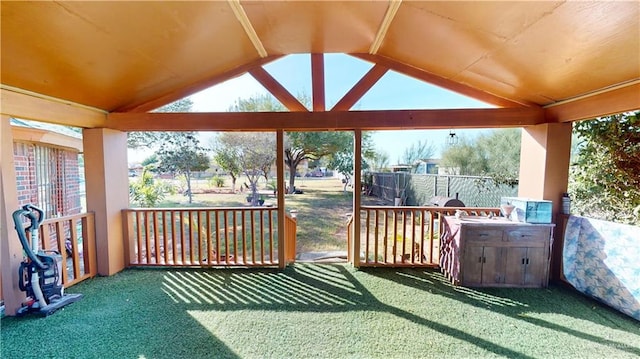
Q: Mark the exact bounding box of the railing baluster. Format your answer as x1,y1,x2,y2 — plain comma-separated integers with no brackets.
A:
205,210,212,265
214,210,220,264
232,210,237,264
260,209,265,264
383,209,389,263
374,209,379,264
153,210,160,264
241,210,247,265
70,218,81,279
251,209,256,264
365,209,370,264
268,209,274,264
224,209,229,264
162,211,169,264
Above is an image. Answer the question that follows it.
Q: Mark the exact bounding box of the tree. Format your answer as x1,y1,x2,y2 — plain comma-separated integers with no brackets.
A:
217,132,277,205
401,140,435,169
327,132,375,193
569,111,639,224
129,166,174,207
285,131,353,193
127,98,194,148
439,129,521,181
439,138,487,175
156,133,210,203
212,147,242,193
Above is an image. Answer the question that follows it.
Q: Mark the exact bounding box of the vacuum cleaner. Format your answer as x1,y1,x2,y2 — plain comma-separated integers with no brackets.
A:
12,204,83,316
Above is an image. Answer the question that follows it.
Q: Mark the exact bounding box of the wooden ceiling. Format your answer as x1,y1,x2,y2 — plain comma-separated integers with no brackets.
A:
1,1,639,129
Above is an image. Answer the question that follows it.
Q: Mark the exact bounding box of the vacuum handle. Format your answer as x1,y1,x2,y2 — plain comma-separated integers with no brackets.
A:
23,204,44,231
12,206,46,270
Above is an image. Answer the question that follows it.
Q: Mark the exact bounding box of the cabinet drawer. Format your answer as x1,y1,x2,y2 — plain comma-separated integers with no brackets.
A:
506,228,548,242
464,228,503,242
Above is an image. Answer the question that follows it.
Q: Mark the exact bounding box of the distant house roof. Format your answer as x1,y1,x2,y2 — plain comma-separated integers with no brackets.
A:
10,118,82,139
10,118,83,152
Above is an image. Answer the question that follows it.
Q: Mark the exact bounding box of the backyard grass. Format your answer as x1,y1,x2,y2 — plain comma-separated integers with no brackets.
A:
2,264,638,359
154,177,357,253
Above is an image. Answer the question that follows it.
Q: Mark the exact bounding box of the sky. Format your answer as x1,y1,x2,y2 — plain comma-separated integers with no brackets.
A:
136,54,496,164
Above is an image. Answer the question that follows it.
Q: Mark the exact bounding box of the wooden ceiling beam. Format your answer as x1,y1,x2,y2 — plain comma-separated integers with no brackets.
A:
350,53,533,108
1,87,107,128
228,0,268,58
311,53,326,112
370,0,403,54
330,64,388,111
545,81,640,122
108,107,544,132
116,55,283,113
248,67,309,112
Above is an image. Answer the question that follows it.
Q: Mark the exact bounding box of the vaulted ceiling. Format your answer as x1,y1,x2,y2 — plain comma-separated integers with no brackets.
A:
1,1,639,129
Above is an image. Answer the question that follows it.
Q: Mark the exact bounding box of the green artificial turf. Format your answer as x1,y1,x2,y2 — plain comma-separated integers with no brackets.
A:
2,264,639,359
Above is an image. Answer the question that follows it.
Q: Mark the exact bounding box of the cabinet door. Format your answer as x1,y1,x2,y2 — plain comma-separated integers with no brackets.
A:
504,246,549,286
481,246,503,285
504,247,527,285
523,246,548,286
462,245,484,285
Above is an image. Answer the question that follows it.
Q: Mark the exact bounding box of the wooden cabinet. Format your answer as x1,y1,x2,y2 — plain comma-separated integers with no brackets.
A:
440,216,554,288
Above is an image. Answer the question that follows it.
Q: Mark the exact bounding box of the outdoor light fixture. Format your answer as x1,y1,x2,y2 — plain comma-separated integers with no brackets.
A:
447,130,459,146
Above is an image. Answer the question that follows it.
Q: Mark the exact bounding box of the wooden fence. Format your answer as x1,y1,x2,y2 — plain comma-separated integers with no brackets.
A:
39,212,97,287
122,207,295,267
348,206,501,267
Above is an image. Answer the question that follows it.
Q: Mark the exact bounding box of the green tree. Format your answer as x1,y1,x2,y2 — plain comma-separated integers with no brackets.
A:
129,167,174,207
156,133,210,204
439,138,487,175
327,132,375,193
285,131,353,193
401,140,435,169
440,129,521,181
127,98,193,148
212,146,242,192
217,132,276,205
569,111,639,224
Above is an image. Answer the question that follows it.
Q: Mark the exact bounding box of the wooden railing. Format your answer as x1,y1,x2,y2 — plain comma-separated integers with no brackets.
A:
284,214,297,263
122,207,281,267
352,206,501,267
39,212,97,287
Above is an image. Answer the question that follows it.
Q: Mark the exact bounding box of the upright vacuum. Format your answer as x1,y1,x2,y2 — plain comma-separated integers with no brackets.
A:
12,204,82,316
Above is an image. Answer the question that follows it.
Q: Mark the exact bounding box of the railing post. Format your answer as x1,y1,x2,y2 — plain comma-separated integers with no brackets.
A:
276,129,286,268
353,129,362,267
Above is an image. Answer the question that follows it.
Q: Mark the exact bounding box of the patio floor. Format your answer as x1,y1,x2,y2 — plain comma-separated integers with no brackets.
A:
2,264,639,358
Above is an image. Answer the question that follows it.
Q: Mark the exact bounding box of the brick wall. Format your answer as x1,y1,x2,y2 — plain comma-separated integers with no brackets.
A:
13,142,81,216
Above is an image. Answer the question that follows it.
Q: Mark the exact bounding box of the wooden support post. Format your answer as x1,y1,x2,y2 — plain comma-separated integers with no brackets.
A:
353,129,362,267
83,128,129,275
518,123,572,216
0,116,25,316
276,130,286,268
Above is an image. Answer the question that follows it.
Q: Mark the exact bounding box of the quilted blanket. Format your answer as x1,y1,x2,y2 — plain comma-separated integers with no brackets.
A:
563,215,640,320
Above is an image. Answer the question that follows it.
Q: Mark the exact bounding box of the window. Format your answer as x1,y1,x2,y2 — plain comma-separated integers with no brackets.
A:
34,145,65,218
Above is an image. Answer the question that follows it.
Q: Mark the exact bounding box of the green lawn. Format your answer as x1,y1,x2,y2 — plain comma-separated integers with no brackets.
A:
2,265,638,359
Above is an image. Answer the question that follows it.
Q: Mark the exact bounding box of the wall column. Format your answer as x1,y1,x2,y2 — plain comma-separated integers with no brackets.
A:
518,122,572,216
83,128,129,275
1,116,25,315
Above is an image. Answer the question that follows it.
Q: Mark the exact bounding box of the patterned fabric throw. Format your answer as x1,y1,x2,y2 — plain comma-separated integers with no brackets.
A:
563,215,640,320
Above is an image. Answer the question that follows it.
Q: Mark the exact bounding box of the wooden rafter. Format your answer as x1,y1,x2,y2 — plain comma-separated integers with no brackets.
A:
545,82,640,122
116,55,283,113
350,53,532,108
370,0,403,54
1,87,107,128
108,107,544,132
248,67,309,112
330,64,388,111
311,54,326,112
228,0,267,58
